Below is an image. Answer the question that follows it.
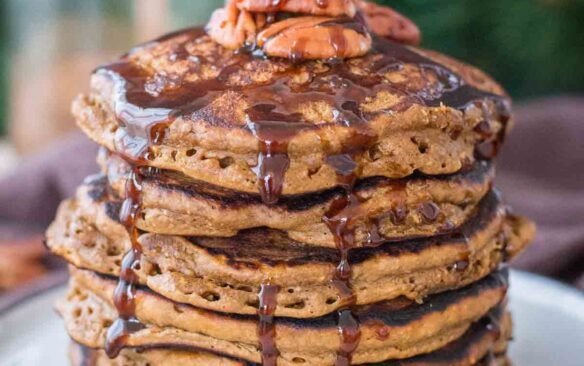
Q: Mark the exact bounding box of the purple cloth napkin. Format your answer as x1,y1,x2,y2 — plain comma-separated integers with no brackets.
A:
0,133,98,240
497,97,584,289
0,97,582,288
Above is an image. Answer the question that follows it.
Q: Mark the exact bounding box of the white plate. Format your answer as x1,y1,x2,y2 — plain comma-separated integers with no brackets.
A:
0,270,582,366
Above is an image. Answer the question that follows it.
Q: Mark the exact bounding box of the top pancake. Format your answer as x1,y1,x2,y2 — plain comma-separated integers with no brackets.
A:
75,27,511,197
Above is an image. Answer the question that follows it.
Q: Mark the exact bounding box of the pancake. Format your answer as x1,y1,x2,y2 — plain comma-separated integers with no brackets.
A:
70,340,509,366
58,267,508,366
100,150,494,246
69,342,249,366
74,27,511,200
47,187,533,318
46,2,537,365
70,315,511,366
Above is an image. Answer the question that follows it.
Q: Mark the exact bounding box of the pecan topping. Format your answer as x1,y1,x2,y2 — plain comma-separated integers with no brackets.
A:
257,16,372,59
206,0,421,59
355,0,421,45
206,1,259,49
236,0,357,17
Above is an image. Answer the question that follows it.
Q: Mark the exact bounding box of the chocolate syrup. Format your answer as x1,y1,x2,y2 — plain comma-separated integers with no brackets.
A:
99,28,509,207
101,49,185,356
335,309,361,366
246,107,309,205
97,27,512,363
258,284,280,366
105,167,146,358
323,152,375,365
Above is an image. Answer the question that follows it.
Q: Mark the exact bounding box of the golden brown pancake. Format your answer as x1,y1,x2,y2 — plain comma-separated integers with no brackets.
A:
74,27,511,199
70,328,511,366
47,186,533,318
99,150,495,246
70,341,509,366
58,267,509,366
47,3,535,365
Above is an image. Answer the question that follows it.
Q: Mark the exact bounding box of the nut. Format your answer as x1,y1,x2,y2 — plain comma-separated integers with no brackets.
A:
236,0,357,17
355,0,421,45
258,16,372,59
206,0,258,49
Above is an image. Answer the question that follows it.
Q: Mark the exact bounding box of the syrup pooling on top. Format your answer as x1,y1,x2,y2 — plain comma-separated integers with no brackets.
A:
97,28,510,205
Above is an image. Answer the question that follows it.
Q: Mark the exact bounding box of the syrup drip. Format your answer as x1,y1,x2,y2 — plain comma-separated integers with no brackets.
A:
335,309,361,366
105,167,145,358
325,154,361,295
102,62,177,357
258,284,280,366
246,106,308,205
323,152,378,366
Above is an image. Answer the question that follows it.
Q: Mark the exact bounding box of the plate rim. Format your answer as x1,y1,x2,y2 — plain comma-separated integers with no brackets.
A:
509,269,584,321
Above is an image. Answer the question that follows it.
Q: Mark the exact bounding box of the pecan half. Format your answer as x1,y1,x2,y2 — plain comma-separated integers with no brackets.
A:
258,16,372,59
355,0,421,45
236,0,357,17
206,0,258,49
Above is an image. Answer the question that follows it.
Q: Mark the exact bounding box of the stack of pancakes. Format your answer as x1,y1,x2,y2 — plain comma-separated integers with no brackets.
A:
46,5,534,366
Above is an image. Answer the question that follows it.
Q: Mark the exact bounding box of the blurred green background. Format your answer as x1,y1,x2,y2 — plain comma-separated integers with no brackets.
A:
1,0,583,137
